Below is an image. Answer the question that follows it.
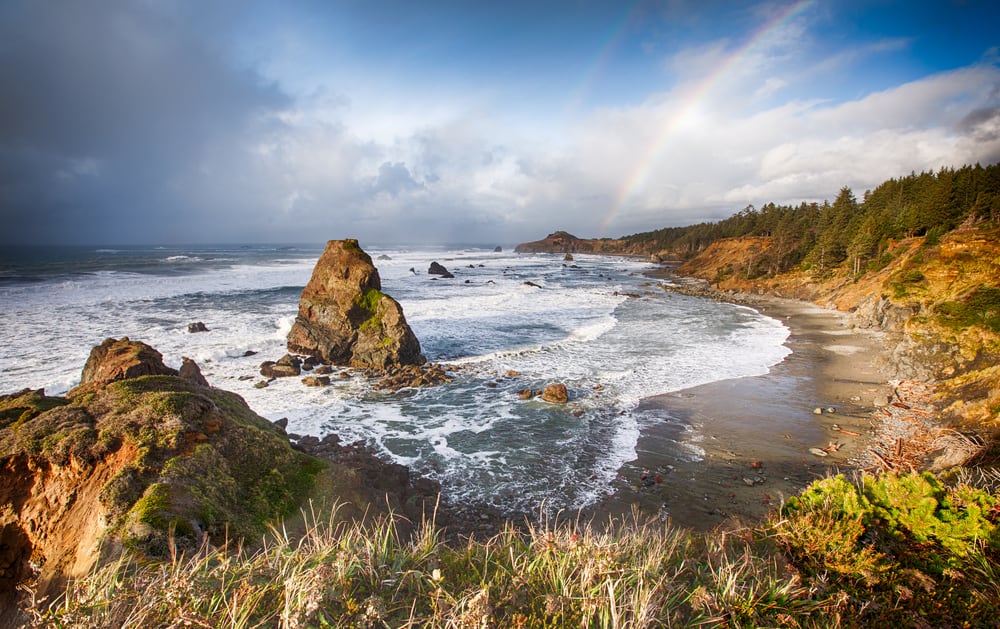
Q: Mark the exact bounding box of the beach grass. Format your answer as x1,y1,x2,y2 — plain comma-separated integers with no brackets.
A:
23,471,999,628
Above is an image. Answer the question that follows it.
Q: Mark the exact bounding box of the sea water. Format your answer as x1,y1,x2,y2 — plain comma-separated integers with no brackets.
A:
0,244,790,512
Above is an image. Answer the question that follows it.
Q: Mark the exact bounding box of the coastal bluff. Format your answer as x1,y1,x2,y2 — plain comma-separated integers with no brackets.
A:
515,230,625,254
0,337,437,622
287,239,424,369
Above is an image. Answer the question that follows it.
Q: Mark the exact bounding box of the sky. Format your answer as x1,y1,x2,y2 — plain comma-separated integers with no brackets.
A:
1,0,999,246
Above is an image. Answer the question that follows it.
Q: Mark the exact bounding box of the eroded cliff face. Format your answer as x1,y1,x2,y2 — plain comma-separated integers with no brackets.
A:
1,337,442,623
287,239,424,369
0,339,325,611
0,442,137,601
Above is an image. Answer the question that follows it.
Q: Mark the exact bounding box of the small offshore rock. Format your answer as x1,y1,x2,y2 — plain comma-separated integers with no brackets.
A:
541,383,569,404
518,389,535,400
188,321,209,333
242,350,257,357
254,380,269,389
564,253,574,261
273,417,289,430
314,365,333,375
494,246,502,252
523,281,541,288
302,375,331,387
260,360,300,378
428,261,455,278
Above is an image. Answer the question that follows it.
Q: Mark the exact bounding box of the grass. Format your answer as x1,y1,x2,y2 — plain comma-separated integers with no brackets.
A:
22,471,1000,628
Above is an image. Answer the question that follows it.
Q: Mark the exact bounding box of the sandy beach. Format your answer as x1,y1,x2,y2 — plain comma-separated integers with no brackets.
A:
583,296,895,531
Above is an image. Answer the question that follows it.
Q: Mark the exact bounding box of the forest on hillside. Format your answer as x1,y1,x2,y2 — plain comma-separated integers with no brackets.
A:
622,163,1000,278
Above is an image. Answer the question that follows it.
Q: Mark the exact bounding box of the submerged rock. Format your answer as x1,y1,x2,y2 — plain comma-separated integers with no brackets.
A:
287,239,424,369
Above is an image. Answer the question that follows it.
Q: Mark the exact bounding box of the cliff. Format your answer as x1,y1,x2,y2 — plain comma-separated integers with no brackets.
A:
676,224,1000,436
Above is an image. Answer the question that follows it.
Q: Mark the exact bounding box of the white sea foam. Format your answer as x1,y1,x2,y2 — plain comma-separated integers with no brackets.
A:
0,246,791,514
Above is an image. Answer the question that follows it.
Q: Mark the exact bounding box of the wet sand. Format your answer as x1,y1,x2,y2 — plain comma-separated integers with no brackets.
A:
583,297,894,531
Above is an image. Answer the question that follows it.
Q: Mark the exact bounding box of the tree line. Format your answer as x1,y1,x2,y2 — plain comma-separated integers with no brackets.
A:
621,163,1000,278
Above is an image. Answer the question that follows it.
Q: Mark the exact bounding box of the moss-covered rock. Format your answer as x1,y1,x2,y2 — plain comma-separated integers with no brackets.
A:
287,239,424,369
0,364,325,600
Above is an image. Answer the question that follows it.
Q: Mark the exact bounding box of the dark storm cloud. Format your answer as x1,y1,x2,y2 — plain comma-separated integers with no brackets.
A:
0,1,288,244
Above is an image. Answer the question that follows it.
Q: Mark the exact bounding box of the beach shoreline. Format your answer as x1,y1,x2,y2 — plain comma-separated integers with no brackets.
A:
580,288,896,531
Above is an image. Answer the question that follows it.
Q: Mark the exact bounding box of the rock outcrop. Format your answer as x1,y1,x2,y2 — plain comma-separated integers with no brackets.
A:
428,261,455,278
287,240,424,369
0,338,440,622
1,352,322,608
76,337,177,389
541,383,569,404
514,231,625,254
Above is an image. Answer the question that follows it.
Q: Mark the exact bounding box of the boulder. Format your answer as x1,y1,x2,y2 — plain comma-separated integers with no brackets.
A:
541,383,569,404
187,321,209,333
377,254,392,260
178,357,210,387
302,376,331,387
287,239,424,369
428,261,455,278
75,337,177,390
260,358,301,379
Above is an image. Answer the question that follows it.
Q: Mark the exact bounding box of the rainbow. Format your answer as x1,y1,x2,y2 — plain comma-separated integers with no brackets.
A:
599,0,816,236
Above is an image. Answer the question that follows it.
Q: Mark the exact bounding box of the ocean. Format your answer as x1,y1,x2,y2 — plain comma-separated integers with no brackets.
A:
0,244,790,513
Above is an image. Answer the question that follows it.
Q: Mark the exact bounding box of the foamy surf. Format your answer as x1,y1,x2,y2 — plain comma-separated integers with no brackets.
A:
0,245,790,514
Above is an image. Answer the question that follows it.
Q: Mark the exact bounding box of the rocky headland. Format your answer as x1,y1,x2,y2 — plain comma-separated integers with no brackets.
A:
0,337,439,623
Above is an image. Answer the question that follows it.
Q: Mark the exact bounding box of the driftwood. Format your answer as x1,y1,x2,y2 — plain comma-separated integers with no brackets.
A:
871,450,894,469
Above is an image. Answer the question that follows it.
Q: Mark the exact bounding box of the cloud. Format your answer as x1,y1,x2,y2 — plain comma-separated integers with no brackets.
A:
0,0,288,243
1,2,998,246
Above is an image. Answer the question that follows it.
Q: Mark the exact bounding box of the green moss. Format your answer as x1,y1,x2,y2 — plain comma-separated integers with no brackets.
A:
355,288,386,334
354,287,385,313
0,389,69,429
130,483,172,529
935,286,1000,333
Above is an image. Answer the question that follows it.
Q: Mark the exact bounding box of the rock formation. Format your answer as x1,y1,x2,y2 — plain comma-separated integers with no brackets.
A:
287,240,424,369
0,337,439,621
179,356,210,387
428,261,455,278
76,337,177,389
514,231,612,254
541,383,569,404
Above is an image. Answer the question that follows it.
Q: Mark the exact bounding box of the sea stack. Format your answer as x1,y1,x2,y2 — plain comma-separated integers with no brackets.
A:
287,239,424,369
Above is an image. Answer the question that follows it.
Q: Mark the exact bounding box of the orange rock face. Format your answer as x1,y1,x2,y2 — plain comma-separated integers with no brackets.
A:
287,239,424,369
